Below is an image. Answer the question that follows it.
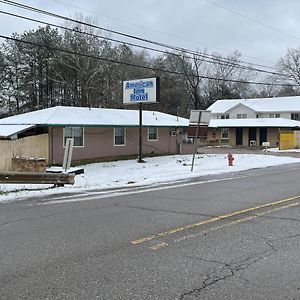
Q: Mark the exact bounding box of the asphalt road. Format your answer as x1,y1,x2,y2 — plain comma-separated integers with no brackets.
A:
1,163,300,299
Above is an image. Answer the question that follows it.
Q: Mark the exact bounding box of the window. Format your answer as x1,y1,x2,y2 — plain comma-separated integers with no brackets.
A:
114,127,125,146
237,114,247,119
237,114,241,119
275,114,280,118
64,127,83,147
148,127,158,141
221,128,229,139
269,114,275,118
291,113,300,120
220,114,229,119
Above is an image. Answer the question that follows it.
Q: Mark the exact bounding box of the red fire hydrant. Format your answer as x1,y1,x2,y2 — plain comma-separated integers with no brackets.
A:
227,153,234,166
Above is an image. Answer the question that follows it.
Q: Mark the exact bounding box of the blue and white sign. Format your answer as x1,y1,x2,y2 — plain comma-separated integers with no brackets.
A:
123,77,160,104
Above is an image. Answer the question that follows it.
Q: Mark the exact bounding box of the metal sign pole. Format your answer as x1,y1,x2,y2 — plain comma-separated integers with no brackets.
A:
62,138,74,172
191,111,201,172
138,103,144,163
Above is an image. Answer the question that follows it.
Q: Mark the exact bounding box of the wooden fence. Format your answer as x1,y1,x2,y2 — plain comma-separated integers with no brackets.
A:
0,134,49,171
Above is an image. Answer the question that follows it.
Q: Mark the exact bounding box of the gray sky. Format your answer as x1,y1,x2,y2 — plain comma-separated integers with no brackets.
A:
1,0,300,68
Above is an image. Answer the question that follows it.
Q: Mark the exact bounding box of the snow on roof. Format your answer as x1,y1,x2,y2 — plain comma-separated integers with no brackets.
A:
209,118,300,128
207,96,300,113
206,99,241,113
0,106,189,128
0,124,34,138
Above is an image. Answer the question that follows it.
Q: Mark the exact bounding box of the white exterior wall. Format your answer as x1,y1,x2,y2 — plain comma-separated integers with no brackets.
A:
257,112,290,119
229,106,256,119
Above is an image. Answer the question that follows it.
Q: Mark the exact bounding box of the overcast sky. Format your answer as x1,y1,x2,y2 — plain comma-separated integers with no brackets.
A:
1,0,300,68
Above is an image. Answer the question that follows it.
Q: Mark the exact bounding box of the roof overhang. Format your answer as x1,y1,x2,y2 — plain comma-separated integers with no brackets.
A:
0,124,35,138
209,118,300,128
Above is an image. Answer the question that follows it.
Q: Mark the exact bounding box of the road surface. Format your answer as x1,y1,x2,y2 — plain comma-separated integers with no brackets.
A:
1,163,300,299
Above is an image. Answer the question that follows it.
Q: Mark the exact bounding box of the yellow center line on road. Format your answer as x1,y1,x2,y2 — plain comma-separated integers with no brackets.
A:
173,201,299,244
131,195,300,246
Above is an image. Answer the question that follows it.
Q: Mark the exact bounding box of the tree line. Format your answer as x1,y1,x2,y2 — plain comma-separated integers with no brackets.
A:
0,19,299,118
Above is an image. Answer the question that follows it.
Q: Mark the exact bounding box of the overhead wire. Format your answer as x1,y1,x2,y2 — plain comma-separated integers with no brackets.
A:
0,0,280,72
0,33,297,88
0,9,289,78
50,0,277,66
206,0,300,41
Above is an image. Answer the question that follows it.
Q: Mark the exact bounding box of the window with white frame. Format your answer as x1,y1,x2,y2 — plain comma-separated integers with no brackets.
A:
275,113,280,118
220,114,229,119
114,127,125,146
63,127,84,147
148,127,158,141
237,114,247,119
221,128,229,139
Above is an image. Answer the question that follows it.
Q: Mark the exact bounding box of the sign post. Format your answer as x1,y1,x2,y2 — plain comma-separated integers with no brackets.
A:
138,103,143,163
188,110,211,171
62,138,74,172
123,77,160,163
191,111,201,172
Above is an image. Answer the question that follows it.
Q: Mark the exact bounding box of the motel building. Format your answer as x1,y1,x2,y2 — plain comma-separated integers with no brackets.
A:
205,96,300,148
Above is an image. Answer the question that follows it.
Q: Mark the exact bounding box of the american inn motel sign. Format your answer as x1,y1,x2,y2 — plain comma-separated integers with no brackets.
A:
123,78,160,163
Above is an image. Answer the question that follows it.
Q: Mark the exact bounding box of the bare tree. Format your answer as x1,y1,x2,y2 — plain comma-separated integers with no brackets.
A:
278,47,300,85
178,51,207,110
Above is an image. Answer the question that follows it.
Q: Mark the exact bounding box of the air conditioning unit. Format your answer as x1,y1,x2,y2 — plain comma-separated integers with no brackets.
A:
250,140,256,146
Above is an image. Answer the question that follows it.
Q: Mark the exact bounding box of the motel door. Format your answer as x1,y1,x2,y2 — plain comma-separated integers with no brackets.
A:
248,127,257,145
259,128,267,145
236,128,243,146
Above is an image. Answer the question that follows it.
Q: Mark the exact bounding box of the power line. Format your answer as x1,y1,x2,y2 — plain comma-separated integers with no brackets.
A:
206,0,300,41
0,9,289,79
0,0,280,72
51,0,276,66
0,33,297,88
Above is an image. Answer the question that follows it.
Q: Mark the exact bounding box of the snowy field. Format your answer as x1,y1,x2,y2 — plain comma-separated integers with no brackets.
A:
1,153,300,202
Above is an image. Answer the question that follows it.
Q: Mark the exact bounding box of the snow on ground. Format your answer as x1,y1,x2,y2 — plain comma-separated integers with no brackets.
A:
1,154,300,202
268,147,300,153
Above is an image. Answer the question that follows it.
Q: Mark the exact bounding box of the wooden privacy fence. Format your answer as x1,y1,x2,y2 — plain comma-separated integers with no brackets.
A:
0,134,49,171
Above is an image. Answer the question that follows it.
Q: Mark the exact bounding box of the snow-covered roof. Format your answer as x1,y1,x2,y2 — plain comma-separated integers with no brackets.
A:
207,96,300,113
0,106,189,128
0,124,34,138
209,118,300,128
206,99,241,114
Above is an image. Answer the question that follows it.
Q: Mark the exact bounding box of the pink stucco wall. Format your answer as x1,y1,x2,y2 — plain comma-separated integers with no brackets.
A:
48,127,183,164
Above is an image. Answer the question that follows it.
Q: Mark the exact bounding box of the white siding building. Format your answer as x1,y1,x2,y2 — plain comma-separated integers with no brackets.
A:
206,96,300,147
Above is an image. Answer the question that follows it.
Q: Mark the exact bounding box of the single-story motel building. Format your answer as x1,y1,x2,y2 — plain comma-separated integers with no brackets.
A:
2,95,300,171
0,106,192,169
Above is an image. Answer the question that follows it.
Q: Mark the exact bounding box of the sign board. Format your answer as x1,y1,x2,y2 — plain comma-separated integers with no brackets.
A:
188,110,211,138
189,110,211,125
188,126,209,138
123,77,160,104
262,142,270,147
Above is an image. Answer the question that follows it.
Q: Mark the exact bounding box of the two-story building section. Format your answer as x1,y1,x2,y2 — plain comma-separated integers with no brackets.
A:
206,96,300,147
